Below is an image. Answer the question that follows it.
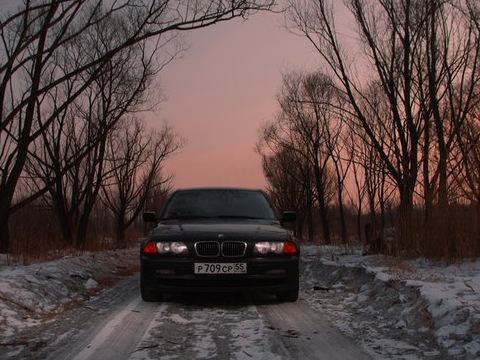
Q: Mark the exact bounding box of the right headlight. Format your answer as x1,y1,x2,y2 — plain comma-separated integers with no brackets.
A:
254,241,297,255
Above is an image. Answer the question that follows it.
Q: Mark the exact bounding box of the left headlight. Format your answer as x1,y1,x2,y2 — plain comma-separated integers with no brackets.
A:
143,241,188,255
254,241,297,255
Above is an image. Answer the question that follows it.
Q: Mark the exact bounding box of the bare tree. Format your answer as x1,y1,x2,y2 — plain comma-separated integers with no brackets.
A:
285,0,480,256
257,71,341,243
101,117,183,246
322,91,351,244
24,18,164,249
416,0,480,256
454,101,480,252
284,0,430,250
345,129,368,245
0,0,274,252
260,146,313,239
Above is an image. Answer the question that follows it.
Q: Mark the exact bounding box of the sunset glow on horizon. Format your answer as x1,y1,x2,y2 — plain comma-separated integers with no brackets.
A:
154,11,318,190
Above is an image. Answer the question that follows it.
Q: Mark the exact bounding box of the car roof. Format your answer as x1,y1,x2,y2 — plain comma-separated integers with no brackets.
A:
172,187,265,193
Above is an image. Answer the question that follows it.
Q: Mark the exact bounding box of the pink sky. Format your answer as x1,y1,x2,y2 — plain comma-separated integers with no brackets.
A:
155,11,318,190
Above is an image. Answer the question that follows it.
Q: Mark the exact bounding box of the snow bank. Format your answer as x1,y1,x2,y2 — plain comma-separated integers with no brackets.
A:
302,245,480,359
0,248,138,338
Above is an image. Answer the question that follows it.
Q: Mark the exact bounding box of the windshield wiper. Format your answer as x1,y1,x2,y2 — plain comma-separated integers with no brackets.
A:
213,215,264,220
164,215,213,220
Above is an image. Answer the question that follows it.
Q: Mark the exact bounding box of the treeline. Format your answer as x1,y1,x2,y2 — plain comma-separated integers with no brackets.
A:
0,0,274,258
258,0,480,260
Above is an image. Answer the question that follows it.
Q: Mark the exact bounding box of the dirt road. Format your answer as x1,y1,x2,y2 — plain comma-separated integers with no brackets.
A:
16,274,370,360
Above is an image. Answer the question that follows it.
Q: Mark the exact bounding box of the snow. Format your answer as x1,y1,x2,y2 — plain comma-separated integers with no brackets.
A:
0,245,479,359
0,249,138,339
301,245,480,358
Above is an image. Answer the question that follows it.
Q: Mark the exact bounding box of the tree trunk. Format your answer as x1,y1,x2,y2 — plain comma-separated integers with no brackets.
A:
398,181,415,254
116,220,126,248
0,212,10,253
338,187,347,245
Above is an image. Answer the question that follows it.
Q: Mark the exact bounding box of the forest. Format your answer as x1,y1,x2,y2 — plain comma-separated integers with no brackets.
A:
257,0,480,260
2,0,480,262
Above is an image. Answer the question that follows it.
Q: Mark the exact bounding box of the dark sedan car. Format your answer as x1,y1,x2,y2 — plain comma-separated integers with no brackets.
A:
140,187,299,302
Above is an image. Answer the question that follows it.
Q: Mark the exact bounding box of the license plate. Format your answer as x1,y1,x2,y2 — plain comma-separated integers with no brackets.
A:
194,262,247,274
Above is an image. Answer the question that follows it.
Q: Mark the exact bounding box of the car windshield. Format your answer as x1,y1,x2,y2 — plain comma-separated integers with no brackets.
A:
162,189,277,220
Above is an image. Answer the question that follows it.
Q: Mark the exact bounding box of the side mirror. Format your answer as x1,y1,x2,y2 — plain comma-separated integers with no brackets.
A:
281,211,297,223
142,211,157,223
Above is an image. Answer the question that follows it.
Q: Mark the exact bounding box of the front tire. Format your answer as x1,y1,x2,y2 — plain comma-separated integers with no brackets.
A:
140,280,163,302
277,287,299,302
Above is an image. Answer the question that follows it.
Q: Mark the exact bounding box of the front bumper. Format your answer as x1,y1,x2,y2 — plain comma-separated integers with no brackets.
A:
140,255,299,294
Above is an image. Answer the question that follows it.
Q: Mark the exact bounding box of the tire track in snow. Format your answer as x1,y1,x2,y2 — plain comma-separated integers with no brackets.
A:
72,297,164,360
259,298,372,360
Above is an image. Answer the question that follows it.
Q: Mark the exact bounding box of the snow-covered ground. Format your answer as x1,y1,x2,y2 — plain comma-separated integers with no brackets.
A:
0,245,479,359
0,249,139,338
301,246,480,359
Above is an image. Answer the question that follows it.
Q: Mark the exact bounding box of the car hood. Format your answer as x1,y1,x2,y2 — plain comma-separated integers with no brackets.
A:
150,220,289,241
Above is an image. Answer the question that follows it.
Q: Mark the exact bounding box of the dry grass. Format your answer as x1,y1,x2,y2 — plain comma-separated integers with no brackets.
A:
7,206,144,264
6,200,480,261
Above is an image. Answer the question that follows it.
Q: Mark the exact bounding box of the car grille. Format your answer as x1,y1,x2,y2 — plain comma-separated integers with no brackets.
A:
195,241,247,258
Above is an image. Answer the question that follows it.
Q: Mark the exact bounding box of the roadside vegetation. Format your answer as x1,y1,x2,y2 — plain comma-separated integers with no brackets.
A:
257,0,480,261
0,0,274,263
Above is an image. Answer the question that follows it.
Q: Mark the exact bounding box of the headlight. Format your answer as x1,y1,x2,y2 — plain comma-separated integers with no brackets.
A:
170,242,188,254
143,241,188,255
254,241,297,255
